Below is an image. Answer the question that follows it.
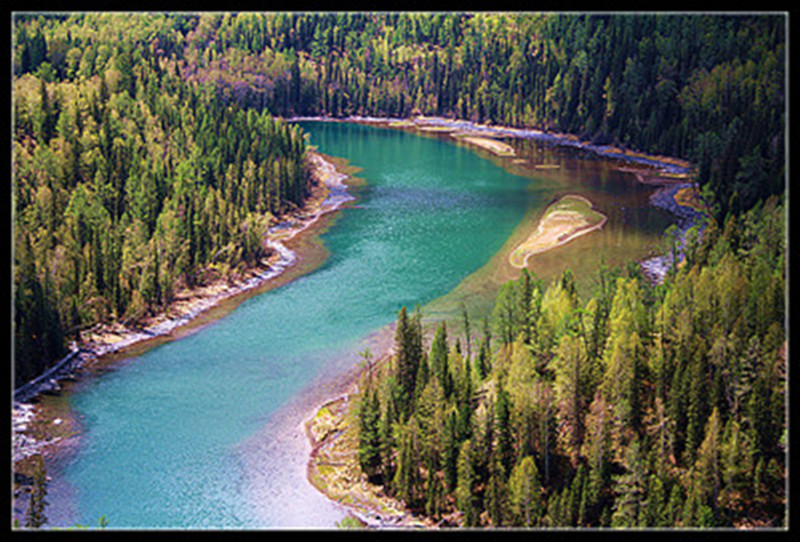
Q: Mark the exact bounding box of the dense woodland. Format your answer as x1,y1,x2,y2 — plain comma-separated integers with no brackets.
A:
13,14,310,384
143,12,784,219
358,196,786,527
12,12,786,527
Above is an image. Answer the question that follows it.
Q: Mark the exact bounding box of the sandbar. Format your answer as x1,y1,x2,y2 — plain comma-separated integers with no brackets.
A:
509,194,607,268
456,135,515,156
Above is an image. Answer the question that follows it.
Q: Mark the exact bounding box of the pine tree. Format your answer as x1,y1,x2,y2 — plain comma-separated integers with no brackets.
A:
685,350,709,464
357,387,382,481
393,307,414,413
485,448,507,526
691,407,721,520
610,438,647,527
378,378,398,489
582,390,612,518
665,482,684,527
24,454,48,529
428,321,451,397
442,409,459,493
641,474,670,527
494,380,514,476
554,332,587,465
461,301,472,363
455,439,479,526
719,416,752,519
393,418,422,510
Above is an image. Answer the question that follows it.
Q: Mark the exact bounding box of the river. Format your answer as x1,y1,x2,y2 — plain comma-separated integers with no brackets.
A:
40,120,675,528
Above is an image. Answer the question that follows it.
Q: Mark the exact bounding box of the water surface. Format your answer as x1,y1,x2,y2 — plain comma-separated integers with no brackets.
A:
45,121,676,528
46,121,544,528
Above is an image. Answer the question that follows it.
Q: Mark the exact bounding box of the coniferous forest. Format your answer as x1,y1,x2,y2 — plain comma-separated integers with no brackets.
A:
12,12,785,528
357,195,785,527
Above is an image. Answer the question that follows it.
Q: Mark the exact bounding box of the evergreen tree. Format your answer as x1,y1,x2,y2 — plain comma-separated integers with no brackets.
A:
24,455,48,529
357,387,382,481
485,449,507,526
455,439,479,526
610,438,647,527
393,418,422,510
428,321,451,398
508,455,543,527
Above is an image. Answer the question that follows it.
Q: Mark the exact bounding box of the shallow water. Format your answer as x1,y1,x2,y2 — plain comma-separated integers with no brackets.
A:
43,121,674,529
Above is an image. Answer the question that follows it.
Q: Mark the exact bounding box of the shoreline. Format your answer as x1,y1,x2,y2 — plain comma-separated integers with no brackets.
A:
288,115,694,177
639,182,709,284
13,151,351,404
302,324,432,529
12,150,356,519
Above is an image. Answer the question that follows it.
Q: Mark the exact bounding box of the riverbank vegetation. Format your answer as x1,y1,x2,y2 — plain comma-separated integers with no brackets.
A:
13,14,310,385
356,195,785,527
111,12,784,219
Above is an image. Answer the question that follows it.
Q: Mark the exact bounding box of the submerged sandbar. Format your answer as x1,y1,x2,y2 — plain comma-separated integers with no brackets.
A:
509,194,607,268
455,134,516,156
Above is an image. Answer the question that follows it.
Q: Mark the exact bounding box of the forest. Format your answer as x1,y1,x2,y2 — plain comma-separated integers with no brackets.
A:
12,12,786,528
357,196,785,527
13,13,309,384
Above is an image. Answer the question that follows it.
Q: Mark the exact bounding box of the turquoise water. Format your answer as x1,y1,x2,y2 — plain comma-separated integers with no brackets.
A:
47,121,541,528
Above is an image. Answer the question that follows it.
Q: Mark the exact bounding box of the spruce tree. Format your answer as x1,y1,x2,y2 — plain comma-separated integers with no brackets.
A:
429,321,451,397
455,439,479,526
357,388,382,481
485,448,507,526
24,455,48,529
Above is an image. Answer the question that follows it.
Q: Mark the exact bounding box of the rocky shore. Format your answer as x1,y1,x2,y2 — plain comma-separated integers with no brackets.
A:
303,333,431,529
639,182,708,284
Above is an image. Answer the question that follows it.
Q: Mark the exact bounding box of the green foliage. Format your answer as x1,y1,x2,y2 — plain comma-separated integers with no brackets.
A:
357,387,381,481
24,455,48,529
133,12,784,220
508,455,543,527
354,198,784,527
13,14,311,385
335,515,364,529
455,439,479,526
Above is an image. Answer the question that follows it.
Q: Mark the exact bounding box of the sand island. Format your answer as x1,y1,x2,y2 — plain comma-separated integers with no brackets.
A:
454,133,516,156
509,194,607,268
